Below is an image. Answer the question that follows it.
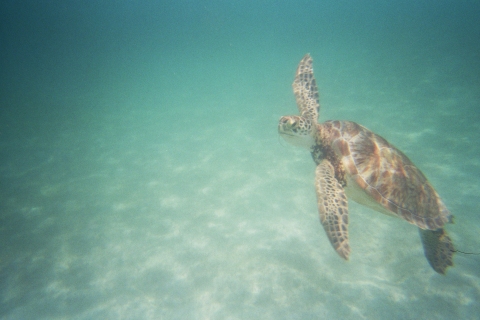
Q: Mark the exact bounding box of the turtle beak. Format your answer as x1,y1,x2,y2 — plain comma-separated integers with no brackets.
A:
278,116,294,133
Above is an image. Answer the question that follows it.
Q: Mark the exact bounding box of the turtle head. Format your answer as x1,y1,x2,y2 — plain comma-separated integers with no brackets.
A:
278,115,316,149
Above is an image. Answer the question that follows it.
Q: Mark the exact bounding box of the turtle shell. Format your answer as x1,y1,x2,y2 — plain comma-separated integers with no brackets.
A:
327,120,452,230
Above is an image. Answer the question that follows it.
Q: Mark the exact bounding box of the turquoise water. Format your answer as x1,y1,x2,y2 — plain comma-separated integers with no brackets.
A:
1,0,479,319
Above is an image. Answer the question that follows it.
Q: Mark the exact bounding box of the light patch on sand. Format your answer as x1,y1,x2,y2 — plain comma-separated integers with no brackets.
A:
212,208,227,218
425,162,461,177
404,128,436,141
195,291,223,319
21,206,43,218
112,202,130,211
160,195,182,209
271,218,310,243
147,180,160,187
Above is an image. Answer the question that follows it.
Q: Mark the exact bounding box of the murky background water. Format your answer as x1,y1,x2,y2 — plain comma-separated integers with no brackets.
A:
1,0,479,319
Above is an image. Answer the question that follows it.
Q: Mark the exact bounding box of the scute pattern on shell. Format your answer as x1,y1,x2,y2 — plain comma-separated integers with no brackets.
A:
328,120,452,230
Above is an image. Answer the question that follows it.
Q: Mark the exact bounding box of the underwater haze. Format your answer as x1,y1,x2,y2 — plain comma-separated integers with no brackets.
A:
1,0,480,319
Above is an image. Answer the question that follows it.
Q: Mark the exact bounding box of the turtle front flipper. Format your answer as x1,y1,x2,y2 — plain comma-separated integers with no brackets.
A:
418,228,455,274
315,159,350,259
293,54,320,121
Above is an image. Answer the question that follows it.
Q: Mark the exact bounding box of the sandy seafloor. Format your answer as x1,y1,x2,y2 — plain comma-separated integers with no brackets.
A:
1,1,480,319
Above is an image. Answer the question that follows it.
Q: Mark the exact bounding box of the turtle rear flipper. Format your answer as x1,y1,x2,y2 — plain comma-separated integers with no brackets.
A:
419,228,455,274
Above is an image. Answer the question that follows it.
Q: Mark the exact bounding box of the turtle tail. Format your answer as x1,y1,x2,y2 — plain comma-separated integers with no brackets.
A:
418,228,455,275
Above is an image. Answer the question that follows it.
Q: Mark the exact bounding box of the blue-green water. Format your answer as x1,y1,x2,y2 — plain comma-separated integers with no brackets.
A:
1,0,479,319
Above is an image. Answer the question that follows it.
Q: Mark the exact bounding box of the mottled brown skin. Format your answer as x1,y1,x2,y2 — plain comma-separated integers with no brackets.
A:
279,54,455,274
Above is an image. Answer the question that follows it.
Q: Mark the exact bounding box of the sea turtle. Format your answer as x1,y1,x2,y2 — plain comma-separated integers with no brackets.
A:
278,54,455,274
